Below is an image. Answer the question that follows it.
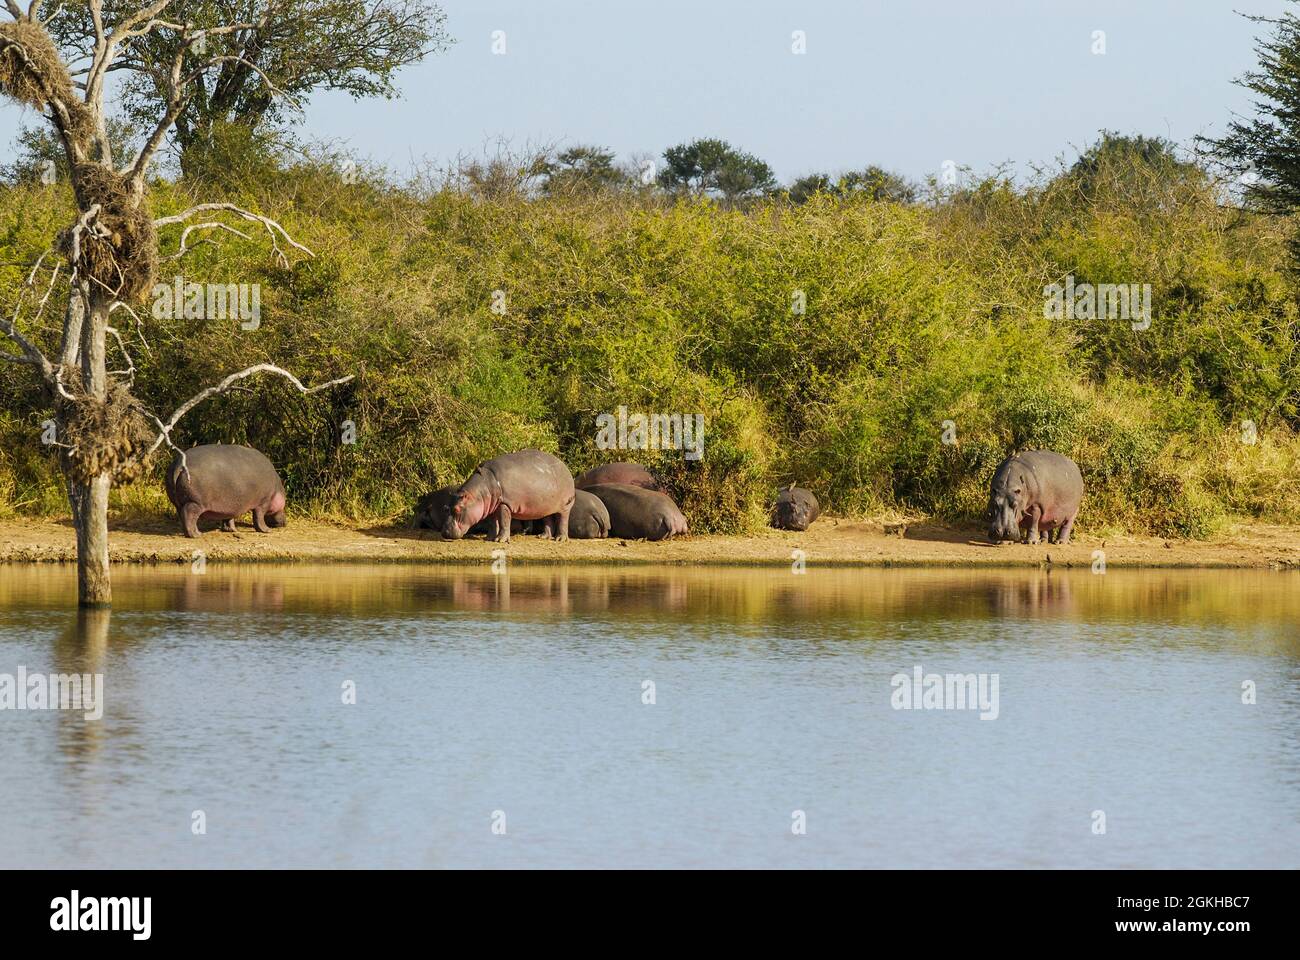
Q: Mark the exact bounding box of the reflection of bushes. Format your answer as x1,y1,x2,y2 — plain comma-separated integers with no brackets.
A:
2,145,1299,537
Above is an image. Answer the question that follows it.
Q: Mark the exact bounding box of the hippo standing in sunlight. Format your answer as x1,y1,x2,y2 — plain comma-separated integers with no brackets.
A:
442,450,575,544
986,450,1083,545
165,444,287,538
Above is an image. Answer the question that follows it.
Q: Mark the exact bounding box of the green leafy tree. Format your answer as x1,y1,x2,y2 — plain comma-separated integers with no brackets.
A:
541,145,627,196
49,0,451,173
658,138,776,204
1068,131,1203,198
789,165,916,204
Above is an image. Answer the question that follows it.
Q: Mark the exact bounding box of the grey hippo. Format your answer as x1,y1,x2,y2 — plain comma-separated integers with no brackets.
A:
770,486,820,531
584,483,688,541
165,444,287,538
987,450,1083,545
574,461,664,492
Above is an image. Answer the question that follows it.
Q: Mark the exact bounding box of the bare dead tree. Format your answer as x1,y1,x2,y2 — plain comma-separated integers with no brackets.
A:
0,1,353,606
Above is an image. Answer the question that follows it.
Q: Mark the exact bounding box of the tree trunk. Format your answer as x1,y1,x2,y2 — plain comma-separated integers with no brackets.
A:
68,474,112,607
67,293,113,608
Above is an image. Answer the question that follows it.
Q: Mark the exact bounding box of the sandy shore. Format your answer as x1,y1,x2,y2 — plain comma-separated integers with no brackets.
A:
0,515,1297,568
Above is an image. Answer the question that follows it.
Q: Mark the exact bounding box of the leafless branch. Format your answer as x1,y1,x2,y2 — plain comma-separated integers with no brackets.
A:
143,363,353,458
160,220,254,262
155,203,314,265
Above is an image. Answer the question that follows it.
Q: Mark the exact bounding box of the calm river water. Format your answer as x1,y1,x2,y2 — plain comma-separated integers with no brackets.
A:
1,563,1297,869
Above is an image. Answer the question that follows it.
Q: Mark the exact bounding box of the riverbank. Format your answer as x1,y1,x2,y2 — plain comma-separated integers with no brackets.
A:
0,516,1297,568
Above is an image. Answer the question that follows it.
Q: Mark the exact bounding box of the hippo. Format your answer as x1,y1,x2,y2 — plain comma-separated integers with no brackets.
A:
574,462,664,492
414,485,533,537
770,486,820,531
165,444,287,538
442,450,575,543
986,450,1084,545
569,489,611,539
584,483,688,541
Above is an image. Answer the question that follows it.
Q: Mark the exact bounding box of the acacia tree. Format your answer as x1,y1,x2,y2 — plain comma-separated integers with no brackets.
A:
50,0,448,172
0,1,353,607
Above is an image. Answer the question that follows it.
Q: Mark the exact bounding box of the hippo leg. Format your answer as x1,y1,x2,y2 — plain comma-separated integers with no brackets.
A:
556,502,571,543
1025,508,1041,545
222,518,237,533
1057,514,1076,545
536,515,554,540
493,504,512,543
252,508,272,534
179,502,203,539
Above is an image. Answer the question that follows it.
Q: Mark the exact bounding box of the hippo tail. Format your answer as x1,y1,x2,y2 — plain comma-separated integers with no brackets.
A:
164,453,190,507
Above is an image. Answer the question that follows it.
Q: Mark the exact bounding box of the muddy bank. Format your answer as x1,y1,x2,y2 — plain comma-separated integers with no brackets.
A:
0,516,1297,568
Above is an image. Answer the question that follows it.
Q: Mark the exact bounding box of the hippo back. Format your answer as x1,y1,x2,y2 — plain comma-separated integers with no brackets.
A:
575,462,663,492
585,483,687,541
167,444,284,513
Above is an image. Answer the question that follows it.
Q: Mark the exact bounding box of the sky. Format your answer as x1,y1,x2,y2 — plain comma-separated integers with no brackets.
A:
0,0,1292,184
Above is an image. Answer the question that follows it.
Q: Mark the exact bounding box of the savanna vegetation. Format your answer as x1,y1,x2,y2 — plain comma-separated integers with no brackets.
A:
5,1,1300,555
3,129,1298,539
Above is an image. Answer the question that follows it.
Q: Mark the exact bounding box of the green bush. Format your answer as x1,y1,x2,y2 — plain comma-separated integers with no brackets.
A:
2,144,1299,538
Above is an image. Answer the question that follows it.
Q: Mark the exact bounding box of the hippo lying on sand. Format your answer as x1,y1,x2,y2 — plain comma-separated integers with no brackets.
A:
585,483,688,541
442,450,575,543
574,462,664,492
987,450,1083,545
569,489,611,539
165,444,287,538
414,485,532,537
770,486,820,531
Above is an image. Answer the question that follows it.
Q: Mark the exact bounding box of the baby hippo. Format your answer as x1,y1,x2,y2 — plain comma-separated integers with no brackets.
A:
165,444,287,538
569,489,611,539
770,486,820,531
585,483,688,541
987,450,1083,545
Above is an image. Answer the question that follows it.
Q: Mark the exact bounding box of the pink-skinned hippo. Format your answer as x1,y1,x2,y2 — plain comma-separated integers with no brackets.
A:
770,486,820,531
574,462,664,493
442,450,575,543
584,483,688,541
987,450,1084,545
414,485,533,537
165,444,287,538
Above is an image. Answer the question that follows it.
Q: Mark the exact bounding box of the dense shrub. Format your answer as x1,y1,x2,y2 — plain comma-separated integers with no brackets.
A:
2,146,1298,537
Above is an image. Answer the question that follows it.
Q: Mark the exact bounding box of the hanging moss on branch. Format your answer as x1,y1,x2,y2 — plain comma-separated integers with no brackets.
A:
57,382,156,486
0,21,93,144
61,164,159,304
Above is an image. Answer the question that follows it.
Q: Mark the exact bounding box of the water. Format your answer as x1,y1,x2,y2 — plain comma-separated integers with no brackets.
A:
1,563,1297,869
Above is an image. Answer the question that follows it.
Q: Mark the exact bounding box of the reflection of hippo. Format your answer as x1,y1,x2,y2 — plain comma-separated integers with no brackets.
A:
443,450,575,543
569,489,611,539
770,486,820,531
574,462,663,492
585,483,687,541
987,450,1083,544
165,444,287,538
414,486,531,537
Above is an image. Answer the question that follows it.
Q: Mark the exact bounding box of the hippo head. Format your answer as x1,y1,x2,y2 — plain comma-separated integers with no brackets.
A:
441,491,482,541
267,509,287,528
772,498,813,531
987,468,1027,542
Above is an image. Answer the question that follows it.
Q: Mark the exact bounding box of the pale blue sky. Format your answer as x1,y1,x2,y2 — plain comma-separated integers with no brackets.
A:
1,0,1291,182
